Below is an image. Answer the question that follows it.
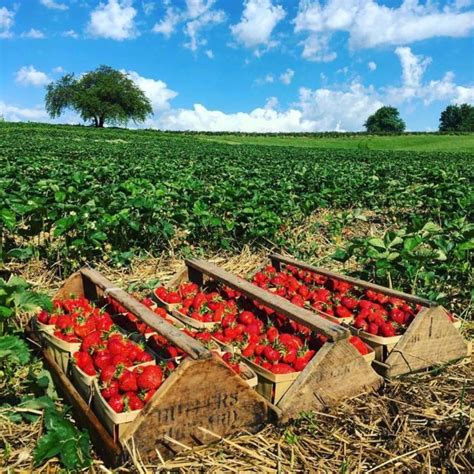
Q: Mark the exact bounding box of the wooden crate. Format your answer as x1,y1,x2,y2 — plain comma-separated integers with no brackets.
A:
181,258,383,423
30,268,271,465
269,253,471,377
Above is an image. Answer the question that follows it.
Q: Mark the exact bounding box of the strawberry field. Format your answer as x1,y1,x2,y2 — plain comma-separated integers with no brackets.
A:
0,122,473,472
1,122,473,314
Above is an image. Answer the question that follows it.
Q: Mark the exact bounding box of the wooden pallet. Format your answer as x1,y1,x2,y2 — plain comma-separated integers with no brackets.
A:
180,258,383,421
30,268,271,465
269,253,471,377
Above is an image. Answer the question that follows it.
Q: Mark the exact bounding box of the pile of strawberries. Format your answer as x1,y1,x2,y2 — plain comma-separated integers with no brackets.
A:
38,295,176,414
153,276,372,375
37,295,115,343
251,264,429,338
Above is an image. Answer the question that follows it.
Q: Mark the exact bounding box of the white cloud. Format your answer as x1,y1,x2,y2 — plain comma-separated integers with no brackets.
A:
368,61,377,71
21,28,45,39
0,101,49,121
298,83,383,131
386,47,474,106
294,0,474,58
63,29,79,38
255,73,275,85
142,1,155,16
124,70,178,112
156,102,316,132
396,47,431,90
280,68,294,85
40,0,68,11
53,66,65,73
205,49,214,58
0,6,14,38
184,7,225,51
299,34,336,62
87,0,137,40
152,0,225,52
15,66,51,87
230,0,286,51
152,6,181,37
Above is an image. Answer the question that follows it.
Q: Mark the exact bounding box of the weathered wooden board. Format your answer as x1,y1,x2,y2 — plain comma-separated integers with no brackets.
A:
55,268,210,360
270,253,435,307
121,355,271,461
185,258,349,342
25,325,124,467
383,306,471,377
276,339,384,423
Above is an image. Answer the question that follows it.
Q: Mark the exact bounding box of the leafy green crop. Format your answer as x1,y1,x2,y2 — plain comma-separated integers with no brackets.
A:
0,122,472,313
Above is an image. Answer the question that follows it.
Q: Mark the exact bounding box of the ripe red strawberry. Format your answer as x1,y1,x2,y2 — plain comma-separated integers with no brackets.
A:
94,312,114,332
349,336,369,355
125,392,144,410
93,350,112,371
74,351,96,376
266,326,279,343
101,380,119,400
141,388,157,403
81,330,103,353
335,304,352,319
118,370,138,392
108,395,124,413
137,365,163,391
239,311,256,325
74,316,96,339
37,310,50,324
380,322,396,337
166,292,182,304
242,343,256,358
112,354,132,367
100,365,118,384
367,323,379,335
107,335,129,357
281,346,297,364
341,296,358,310
353,316,369,331
263,346,281,362
270,363,295,374
390,308,406,325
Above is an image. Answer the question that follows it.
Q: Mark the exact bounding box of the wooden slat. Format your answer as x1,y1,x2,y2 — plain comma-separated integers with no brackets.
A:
25,326,124,467
270,253,436,307
185,258,349,342
79,268,211,360
276,339,383,422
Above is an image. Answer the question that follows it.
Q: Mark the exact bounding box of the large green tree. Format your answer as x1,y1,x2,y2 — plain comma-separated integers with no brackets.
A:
439,103,474,132
45,65,152,127
364,106,406,133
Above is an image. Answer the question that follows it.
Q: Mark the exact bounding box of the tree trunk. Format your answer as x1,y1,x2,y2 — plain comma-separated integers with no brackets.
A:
92,116,98,127
98,115,105,128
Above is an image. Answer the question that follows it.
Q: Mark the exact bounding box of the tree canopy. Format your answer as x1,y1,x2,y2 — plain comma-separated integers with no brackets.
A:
45,65,152,127
364,106,406,133
439,103,474,132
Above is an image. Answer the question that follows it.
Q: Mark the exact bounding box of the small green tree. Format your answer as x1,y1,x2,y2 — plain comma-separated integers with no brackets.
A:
45,65,152,127
364,106,406,133
439,103,474,132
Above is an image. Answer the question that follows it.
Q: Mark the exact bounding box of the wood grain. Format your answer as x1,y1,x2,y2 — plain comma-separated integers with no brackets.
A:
384,306,470,377
121,355,270,461
277,339,383,422
185,258,349,342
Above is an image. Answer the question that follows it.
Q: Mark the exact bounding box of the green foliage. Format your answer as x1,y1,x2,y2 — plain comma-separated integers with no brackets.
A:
364,106,406,133
45,65,153,127
0,122,472,314
34,407,92,471
439,103,474,132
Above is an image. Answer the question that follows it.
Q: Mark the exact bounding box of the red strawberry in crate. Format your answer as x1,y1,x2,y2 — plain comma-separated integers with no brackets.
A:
390,308,406,325
107,335,129,357
118,370,138,392
379,322,396,337
270,363,295,374
81,330,103,353
37,310,50,324
341,296,358,310
93,349,112,371
74,316,96,339
74,352,96,376
137,365,163,391
353,316,369,332
101,380,120,400
349,336,369,355
94,312,114,332
367,323,379,335
100,365,119,384
141,388,157,403
125,392,144,410
108,395,125,413
335,304,352,319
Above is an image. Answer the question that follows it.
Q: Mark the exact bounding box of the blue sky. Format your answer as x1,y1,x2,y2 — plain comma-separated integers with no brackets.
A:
1,0,473,131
